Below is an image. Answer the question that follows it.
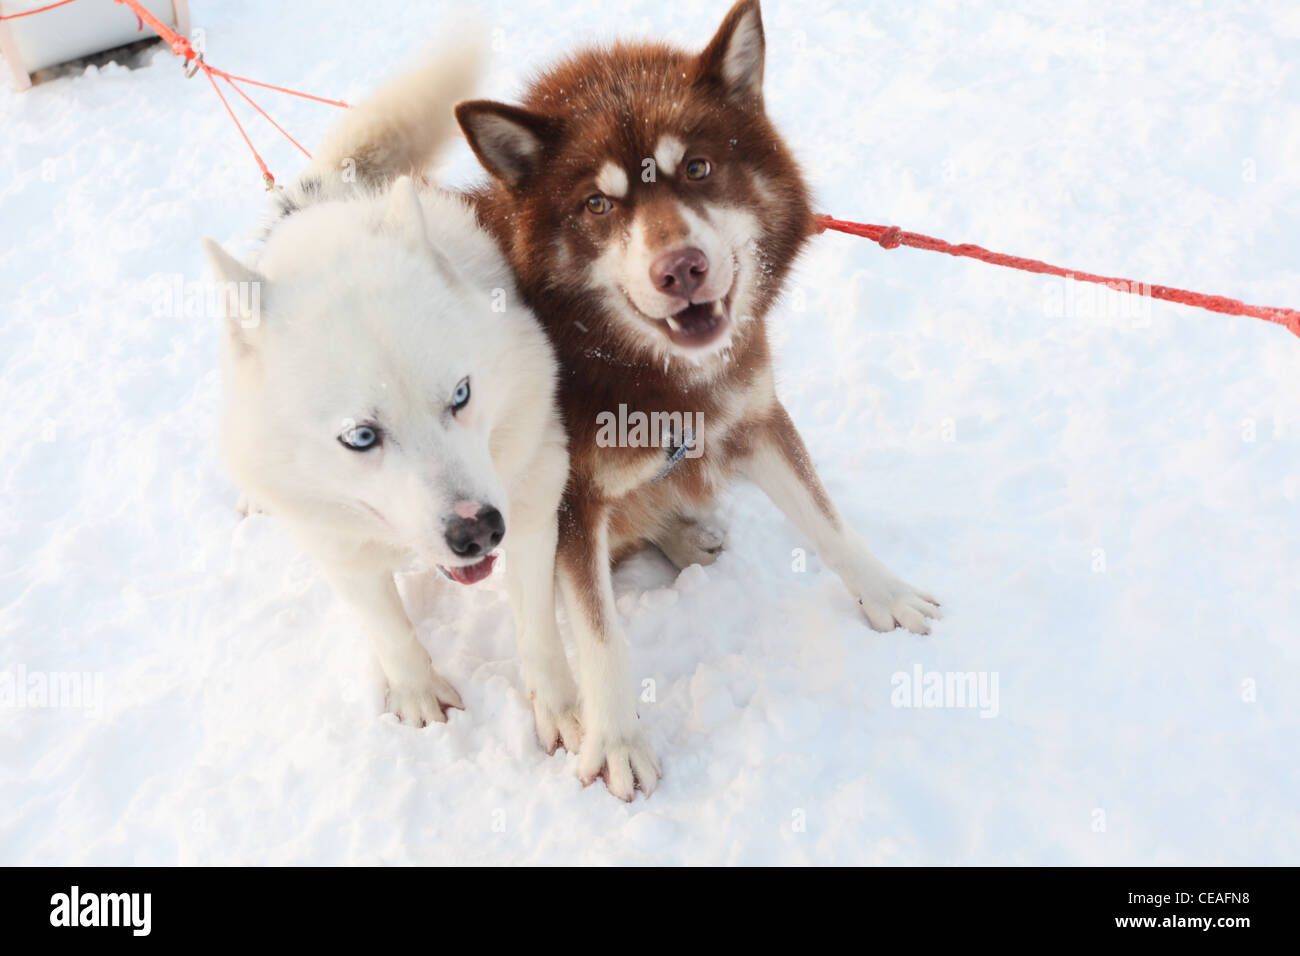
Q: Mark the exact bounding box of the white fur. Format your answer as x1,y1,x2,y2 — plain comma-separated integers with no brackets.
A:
587,198,762,374
311,41,482,183
555,521,661,798
653,135,685,177
595,161,628,199
206,50,576,738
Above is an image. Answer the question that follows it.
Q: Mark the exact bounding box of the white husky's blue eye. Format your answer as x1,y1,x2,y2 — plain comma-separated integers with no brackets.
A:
452,377,471,412
339,425,380,450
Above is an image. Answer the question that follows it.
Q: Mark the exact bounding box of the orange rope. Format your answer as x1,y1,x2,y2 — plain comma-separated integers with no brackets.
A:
201,64,274,188
210,70,349,109
15,0,1298,341
106,0,347,186
218,73,313,160
5,0,344,185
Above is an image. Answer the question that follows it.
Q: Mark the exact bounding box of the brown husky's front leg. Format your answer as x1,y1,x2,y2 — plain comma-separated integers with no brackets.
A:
556,485,661,800
742,402,942,634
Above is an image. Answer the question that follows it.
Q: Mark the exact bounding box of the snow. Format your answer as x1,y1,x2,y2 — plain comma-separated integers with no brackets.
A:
2,0,1298,865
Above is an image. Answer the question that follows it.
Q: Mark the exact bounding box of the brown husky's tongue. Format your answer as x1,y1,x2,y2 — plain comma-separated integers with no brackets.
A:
665,299,729,346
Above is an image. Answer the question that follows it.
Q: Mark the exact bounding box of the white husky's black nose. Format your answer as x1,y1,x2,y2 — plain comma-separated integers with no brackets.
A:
445,506,505,557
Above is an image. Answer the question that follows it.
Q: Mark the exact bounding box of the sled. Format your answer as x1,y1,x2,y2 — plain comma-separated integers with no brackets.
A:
0,0,189,91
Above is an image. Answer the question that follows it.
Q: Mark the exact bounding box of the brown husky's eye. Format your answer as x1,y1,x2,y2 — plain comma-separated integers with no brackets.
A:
685,158,711,180
586,194,612,215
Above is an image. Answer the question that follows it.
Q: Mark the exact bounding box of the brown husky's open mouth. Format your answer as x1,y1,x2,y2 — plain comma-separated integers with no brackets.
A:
661,295,731,348
630,280,737,351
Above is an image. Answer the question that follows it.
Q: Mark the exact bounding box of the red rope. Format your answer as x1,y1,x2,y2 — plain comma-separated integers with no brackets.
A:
0,0,76,20
816,215,1300,340
104,0,347,186
6,0,346,184
14,2,1297,340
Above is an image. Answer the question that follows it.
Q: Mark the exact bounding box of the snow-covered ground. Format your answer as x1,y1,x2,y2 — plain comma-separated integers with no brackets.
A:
2,0,1297,865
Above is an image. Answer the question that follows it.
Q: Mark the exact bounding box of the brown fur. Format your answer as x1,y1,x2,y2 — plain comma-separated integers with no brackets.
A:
459,2,820,635
452,1,943,798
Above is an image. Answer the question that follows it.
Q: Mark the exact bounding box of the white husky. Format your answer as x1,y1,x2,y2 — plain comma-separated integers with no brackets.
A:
203,48,579,746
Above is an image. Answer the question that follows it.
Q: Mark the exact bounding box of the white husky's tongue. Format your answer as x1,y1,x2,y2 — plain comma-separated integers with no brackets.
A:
439,553,497,585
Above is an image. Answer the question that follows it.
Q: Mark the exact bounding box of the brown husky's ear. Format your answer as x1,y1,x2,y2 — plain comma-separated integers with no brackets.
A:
455,100,556,189
696,0,765,103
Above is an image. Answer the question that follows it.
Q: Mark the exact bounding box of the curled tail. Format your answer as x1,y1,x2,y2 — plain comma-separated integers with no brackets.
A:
274,38,483,216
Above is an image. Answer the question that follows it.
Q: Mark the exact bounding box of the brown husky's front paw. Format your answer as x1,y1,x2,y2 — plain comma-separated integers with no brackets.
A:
531,693,583,755
856,576,942,635
577,729,661,801
523,657,583,754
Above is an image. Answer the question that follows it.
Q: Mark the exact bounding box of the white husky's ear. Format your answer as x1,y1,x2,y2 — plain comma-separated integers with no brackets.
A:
455,100,555,189
203,238,261,287
384,175,431,244
384,176,465,289
696,0,765,102
202,238,266,337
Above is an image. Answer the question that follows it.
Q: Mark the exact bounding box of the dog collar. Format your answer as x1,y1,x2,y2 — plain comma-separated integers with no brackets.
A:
652,429,695,482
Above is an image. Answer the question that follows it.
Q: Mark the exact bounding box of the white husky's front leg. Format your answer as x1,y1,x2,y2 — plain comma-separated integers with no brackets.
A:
743,403,941,634
503,515,582,754
319,558,463,726
556,494,661,801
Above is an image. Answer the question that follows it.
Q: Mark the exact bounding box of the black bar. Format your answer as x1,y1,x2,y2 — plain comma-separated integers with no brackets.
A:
0,866,1287,942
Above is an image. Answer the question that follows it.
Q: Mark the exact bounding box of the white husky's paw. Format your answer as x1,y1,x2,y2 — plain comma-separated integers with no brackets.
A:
530,692,583,756
577,725,661,801
854,572,942,635
385,671,464,727
656,517,727,569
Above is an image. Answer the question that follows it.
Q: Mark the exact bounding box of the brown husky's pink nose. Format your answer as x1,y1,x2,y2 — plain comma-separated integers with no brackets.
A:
650,247,709,299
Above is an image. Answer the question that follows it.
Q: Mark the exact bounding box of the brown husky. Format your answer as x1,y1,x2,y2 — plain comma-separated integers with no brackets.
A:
457,0,940,799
